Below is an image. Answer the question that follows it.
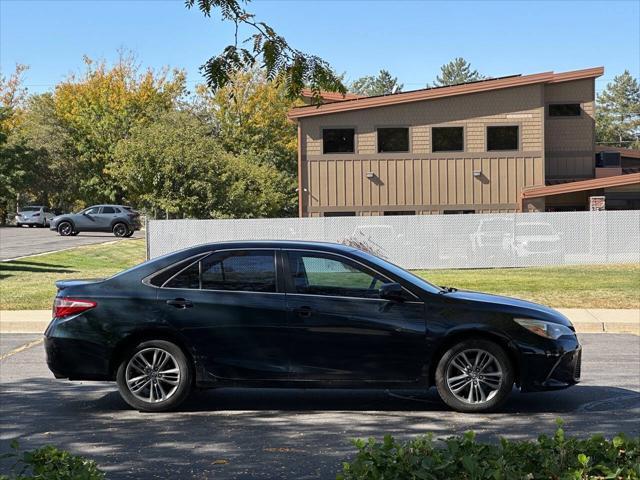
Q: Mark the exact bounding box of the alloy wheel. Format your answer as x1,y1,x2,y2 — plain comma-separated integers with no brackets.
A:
446,349,503,404
113,224,128,237
58,222,72,236
125,348,181,403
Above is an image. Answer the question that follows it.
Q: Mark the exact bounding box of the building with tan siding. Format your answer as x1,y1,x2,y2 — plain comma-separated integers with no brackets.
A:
288,67,640,216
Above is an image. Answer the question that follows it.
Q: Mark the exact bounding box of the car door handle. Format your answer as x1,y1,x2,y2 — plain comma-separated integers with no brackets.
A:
293,306,313,318
166,298,193,309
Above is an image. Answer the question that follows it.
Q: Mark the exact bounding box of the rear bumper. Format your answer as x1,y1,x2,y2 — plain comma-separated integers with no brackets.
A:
44,335,112,381
520,342,581,392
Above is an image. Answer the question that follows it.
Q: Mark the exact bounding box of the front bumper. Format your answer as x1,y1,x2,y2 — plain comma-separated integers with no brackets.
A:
520,339,581,392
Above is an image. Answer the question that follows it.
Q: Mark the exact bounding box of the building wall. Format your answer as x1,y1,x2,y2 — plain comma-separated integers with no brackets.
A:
300,84,546,216
544,78,596,179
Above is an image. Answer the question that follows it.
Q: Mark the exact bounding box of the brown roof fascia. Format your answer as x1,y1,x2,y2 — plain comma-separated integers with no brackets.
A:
300,88,363,102
521,172,640,199
289,67,605,120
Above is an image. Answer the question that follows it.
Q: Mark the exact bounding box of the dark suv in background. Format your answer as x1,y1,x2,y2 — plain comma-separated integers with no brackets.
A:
50,205,141,237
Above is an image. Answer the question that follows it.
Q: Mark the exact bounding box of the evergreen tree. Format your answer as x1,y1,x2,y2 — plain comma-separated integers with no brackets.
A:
432,58,484,87
596,70,640,149
350,70,403,96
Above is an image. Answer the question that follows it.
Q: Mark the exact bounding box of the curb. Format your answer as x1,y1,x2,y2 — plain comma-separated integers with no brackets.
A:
1,313,638,335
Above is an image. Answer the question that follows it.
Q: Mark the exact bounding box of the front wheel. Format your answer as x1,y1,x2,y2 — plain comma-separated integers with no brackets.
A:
435,339,514,413
57,221,73,236
116,340,192,412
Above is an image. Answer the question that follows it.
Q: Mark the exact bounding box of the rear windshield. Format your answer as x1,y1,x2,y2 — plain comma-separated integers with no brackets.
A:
19,206,41,212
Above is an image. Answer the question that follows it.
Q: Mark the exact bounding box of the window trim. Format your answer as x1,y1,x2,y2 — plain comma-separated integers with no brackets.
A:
376,126,411,154
145,249,280,294
431,125,465,153
321,126,357,154
282,249,420,302
485,124,520,152
546,102,583,118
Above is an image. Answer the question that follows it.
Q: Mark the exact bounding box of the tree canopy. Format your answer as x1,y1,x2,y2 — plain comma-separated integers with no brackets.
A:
432,58,485,87
185,0,345,102
596,70,640,149
350,70,403,97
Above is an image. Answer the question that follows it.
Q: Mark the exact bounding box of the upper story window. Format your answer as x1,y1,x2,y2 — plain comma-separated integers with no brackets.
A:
323,128,355,153
549,103,581,117
432,127,464,152
487,126,519,151
377,127,409,152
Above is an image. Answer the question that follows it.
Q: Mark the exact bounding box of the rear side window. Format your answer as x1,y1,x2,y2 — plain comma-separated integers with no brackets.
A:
101,206,116,214
165,263,200,289
201,251,276,292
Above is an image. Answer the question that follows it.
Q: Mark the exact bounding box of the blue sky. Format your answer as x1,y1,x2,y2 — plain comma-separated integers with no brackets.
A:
1,0,639,95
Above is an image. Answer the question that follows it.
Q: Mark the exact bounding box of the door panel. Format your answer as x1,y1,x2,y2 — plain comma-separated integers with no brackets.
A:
283,251,427,384
75,207,100,230
157,249,290,381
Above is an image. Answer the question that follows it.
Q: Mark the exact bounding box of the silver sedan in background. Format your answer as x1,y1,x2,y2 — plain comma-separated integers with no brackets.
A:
15,206,56,227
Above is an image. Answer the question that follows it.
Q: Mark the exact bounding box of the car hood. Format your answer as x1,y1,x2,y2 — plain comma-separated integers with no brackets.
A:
443,290,572,326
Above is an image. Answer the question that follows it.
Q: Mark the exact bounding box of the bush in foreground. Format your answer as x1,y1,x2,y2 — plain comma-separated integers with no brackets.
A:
338,425,640,480
1,441,104,480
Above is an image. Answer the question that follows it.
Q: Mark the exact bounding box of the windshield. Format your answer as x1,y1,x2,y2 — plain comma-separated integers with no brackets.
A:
350,249,442,294
19,206,41,212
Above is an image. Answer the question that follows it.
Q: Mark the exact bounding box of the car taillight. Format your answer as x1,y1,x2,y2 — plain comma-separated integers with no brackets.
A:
53,297,97,318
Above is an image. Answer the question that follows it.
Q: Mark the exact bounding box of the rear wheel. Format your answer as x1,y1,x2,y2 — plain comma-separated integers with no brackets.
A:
57,221,73,236
435,339,514,413
71,231,79,236
124,229,134,238
112,222,128,237
116,340,192,412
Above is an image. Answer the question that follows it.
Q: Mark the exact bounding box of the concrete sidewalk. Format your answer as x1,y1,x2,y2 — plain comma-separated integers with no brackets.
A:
1,308,638,334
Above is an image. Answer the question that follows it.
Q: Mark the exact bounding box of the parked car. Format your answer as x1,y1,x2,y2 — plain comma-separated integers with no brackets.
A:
49,205,141,237
45,241,581,413
15,205,56,227
470,218,564,260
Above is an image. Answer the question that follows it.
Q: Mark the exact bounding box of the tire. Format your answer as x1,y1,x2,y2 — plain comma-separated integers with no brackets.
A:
16,223,21,228
71,231,79,236
116,340,192,412
112,222,128,237
435,339,514,413
124,229,134,238
57,221,73,236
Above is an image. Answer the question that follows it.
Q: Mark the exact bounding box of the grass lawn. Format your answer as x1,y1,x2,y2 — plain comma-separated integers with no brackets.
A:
0,239,146,310
0,239,638,310
415,264,640,309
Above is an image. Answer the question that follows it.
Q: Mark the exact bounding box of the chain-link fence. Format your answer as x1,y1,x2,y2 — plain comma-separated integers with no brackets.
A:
147,210,640,269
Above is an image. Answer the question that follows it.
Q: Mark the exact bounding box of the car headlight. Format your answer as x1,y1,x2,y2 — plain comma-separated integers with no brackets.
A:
514,318,574,339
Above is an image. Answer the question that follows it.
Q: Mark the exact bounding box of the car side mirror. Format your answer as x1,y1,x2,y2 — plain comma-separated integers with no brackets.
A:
379,282,405,302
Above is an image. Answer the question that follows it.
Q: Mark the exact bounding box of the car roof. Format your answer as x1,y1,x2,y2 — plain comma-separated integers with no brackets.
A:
181,240,358,254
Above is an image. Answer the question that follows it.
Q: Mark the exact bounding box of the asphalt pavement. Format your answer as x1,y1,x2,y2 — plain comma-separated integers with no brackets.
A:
0,227,144,261
0,333,639,479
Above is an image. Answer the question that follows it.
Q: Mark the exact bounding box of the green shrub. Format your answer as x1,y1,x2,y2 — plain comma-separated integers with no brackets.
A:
338,424,640,480
1,441,104,480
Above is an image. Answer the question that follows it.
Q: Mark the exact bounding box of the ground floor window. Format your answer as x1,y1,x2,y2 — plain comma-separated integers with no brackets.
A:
443,210,475,214
383,210,415,216
323,211,356,217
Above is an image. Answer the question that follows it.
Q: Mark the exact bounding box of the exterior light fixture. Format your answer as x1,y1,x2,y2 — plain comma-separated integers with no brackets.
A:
473,170,482,177
366,172,376,179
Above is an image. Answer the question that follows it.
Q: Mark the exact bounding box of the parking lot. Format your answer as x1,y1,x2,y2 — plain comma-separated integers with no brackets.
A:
0,227,144,261
1,333,638,479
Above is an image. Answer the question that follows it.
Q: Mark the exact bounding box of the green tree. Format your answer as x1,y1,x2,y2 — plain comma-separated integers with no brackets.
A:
432,57,485,87
350,69,403,96
596,70,640,148
112,110,292,219
185,0,345,102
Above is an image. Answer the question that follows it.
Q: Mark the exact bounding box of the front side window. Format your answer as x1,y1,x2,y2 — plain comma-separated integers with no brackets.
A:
432,127,464,152
287,251,391,299
201,251,276,292
323,128,355,153
377,127,409,152
548,103,581,117
487,126,519,151
82,207,100,215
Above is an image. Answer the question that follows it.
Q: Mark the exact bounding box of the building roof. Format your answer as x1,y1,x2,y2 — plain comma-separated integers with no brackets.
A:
289,67,604,119
596,145,640,159
522,172,640,199
300,88,363,103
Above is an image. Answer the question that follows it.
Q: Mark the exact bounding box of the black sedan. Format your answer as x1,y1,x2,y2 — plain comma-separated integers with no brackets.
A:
44,241,581,413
